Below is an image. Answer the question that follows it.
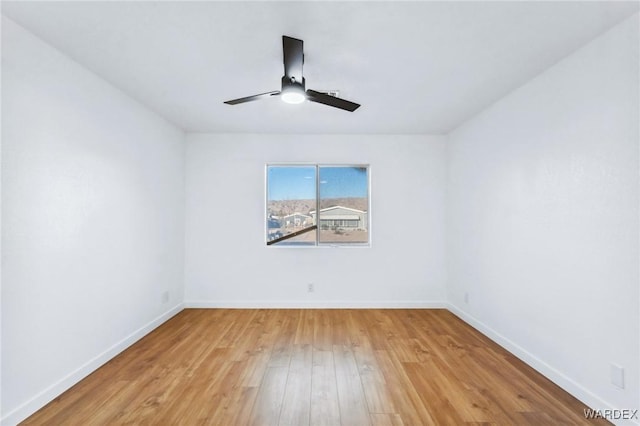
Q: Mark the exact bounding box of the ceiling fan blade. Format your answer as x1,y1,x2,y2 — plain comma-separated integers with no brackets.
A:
224,91,280,105
306,90,360,112
283,36,304,82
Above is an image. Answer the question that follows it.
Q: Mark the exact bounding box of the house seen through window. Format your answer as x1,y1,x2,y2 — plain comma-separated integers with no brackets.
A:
266,165,369,246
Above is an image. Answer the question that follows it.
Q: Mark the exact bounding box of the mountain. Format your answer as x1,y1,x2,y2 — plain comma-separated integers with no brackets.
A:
267,197,368,217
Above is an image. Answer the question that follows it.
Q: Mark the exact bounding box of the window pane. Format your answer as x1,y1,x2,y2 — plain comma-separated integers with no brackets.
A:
318,166,369,244
266,166,317,246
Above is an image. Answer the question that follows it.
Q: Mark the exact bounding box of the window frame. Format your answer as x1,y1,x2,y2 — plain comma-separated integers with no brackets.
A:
265,163,371,248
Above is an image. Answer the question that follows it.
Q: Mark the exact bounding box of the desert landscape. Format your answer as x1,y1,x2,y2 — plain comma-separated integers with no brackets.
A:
267,197,369,244
267,197,368,217
271,228,368,244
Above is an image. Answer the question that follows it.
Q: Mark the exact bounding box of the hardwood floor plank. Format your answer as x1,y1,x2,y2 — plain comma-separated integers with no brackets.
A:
370,413,405,426
106,371,184,424
352,338,396,414
333,344,371,426
279,344,312,426
313,310,334,351
373,349,438,426
167,358,239,423
310,349,341,426
294,309,314,345
403,360,470,424
208,384,259,426
268,310,296,368
248,366,289,426
331,310,352,347
204,353,264,424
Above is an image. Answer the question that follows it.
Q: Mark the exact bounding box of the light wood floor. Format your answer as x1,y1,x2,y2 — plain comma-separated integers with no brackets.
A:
23,309,608,425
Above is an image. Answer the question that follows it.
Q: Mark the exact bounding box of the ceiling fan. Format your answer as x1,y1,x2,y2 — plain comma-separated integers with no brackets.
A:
224,36,360,112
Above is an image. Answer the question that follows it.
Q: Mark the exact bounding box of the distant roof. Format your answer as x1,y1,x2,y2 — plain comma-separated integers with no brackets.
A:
319,214,360,220
283,212,312,219
309,205,366,214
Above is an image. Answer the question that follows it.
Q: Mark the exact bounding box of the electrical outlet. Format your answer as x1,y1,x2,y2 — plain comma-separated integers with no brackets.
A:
161,291,169,304
307,283,315,293
464,292,469,304
610,364,625,389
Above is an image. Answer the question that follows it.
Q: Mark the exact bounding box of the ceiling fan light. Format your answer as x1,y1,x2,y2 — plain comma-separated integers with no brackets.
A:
281,87,306,104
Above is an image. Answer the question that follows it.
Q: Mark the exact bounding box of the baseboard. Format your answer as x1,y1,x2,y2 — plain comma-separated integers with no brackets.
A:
1,303,185,426
184,300,448,309
447,303,639,426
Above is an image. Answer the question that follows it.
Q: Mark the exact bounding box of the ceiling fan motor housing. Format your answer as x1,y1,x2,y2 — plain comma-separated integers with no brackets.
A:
282,76,305,92
281,76,306,104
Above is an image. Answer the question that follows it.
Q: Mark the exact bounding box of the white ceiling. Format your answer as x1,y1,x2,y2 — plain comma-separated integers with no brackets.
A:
2,1,638,134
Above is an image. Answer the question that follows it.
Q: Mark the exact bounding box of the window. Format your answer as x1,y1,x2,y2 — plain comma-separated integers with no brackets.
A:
266,165,369,246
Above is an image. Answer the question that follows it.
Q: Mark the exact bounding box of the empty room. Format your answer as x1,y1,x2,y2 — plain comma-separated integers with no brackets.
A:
1,1,638,425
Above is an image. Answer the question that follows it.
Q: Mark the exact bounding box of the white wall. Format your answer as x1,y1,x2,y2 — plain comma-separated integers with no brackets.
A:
0,15,3,419
185,134,446,307
2,7,636,425
1,18,185,424
447,14,639,416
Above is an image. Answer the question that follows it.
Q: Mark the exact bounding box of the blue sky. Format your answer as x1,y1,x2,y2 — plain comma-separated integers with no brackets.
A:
268,166,368,200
